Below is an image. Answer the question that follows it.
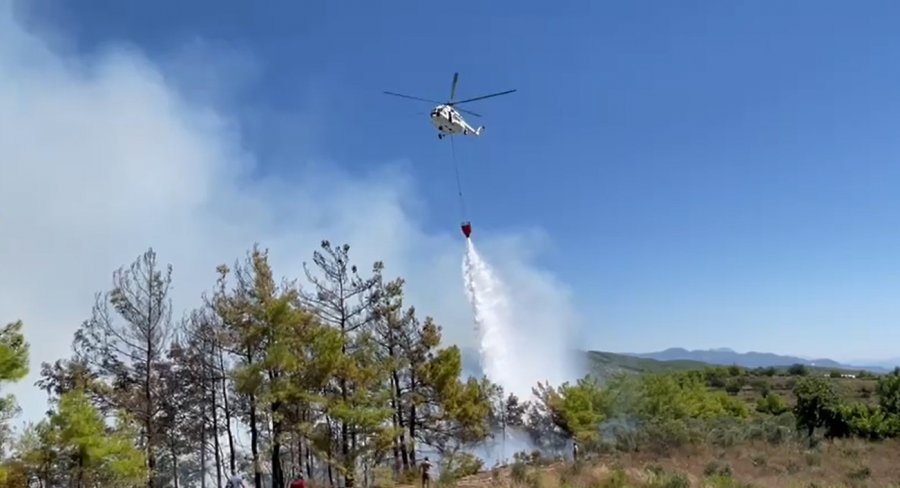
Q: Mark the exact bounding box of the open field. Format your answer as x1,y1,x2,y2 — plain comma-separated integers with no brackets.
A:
397,438,900,487
388,356,900,488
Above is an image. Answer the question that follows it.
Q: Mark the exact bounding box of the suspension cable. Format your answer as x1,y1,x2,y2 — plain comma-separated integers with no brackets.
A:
449,135,467,221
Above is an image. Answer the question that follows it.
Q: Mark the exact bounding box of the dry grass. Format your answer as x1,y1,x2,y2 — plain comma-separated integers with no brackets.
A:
398,438,900,488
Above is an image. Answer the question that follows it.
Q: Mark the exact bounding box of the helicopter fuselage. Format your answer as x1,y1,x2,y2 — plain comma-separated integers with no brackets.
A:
430,104,482,139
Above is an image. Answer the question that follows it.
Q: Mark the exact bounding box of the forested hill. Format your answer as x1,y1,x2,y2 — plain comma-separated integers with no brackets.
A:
626,347,892,374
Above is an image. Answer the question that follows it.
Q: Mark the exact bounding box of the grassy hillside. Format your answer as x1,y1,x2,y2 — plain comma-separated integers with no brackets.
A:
586,350,710,377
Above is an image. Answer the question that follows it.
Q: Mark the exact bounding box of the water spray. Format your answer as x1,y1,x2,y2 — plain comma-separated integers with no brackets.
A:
462,239,519,396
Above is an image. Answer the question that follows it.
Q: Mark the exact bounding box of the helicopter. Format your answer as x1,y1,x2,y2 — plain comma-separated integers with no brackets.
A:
384,72,516,139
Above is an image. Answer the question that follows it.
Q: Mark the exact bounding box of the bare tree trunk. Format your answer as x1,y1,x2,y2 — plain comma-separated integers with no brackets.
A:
271,397,285,488
290,435,297,478
171,443,179,488
211,377,222,483
408,402,417,467
146,318,156,488
392,369,409,471
327,417,336,488
391,407,401,474
77,453,84,488
200,407,207,488
250,397,262,488
341,376,352,488
305,437,313,480
219,346,237,473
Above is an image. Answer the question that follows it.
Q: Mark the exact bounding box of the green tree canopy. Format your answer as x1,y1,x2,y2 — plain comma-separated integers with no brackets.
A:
532,376,607,445
792,376,840,438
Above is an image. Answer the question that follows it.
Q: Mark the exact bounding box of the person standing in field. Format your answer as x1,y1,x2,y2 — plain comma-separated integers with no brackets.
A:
225,473,245,488
420,456,433,488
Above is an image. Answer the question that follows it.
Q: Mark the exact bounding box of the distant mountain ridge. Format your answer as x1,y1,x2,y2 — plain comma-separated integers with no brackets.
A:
457,347,895,384
627,347,892,374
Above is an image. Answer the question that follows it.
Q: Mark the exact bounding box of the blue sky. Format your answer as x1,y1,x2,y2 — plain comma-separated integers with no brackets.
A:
11,0,900,362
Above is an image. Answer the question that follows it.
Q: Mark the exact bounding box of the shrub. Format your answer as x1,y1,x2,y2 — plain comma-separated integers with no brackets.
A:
846,464,871,482
785,459,801,474
371,466,396,488
876,373,900,415
600,468,628,488
750,379,770,397
857,369,876,379
804,450,822,467
756,392,789,415
828,403,900,440
703,460,732,478
706,418,749,448
640,419,697,453
705,368,728,388
525,471,544,488
705,476,753,488
491,467,502,486
725,377,746,395
646,471,690,488
444,452,483,479
788,364,809,376
751,454,766,467
510,461,527,484
793,376,840,438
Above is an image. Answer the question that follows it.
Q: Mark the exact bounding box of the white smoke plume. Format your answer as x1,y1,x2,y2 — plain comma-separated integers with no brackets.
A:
0,2,585,429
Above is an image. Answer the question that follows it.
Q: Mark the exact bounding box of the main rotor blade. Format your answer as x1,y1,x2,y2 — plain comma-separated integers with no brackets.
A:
450,89,517,105
457,108,482,118
383,91,442,104
450,72,459,102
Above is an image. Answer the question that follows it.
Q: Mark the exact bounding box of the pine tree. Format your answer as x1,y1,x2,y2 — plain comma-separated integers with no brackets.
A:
302,241,390,487
72,248,174,487
13,421,58,487
0,321,28,384
174,308,228,488
415,345,493,473
370,276,413,474
213,251,267,488
17,389,147,487
531,377,607,447
0,320,29,483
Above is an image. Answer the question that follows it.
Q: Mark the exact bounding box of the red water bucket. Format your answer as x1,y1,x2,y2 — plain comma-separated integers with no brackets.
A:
461,222,472,238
